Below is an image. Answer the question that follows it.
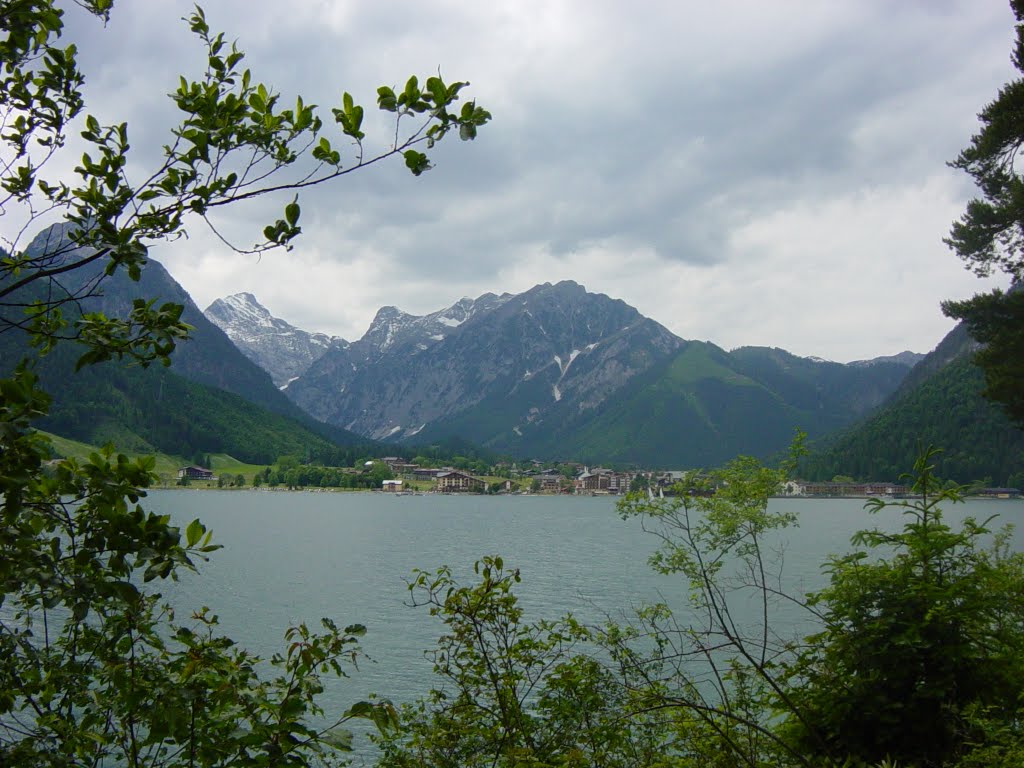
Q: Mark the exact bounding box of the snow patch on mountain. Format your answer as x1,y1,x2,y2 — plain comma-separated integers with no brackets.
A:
550,349,583,400
282,280,686,445
204,293,345,387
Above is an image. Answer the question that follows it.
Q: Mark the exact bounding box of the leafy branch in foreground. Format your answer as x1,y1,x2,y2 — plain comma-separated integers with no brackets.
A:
779,450,1024,768
614,446,817,768
942,0,1024,427
0,364,399,766
1,2,489,365
376,556,673,768
1,1,487,764
615,446,1024,768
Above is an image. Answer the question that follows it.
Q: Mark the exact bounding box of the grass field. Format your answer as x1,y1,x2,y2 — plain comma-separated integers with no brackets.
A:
35,431,512,492
37,431,269,485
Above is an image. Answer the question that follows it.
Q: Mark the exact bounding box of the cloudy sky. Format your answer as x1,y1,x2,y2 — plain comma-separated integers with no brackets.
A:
63,0,1016,362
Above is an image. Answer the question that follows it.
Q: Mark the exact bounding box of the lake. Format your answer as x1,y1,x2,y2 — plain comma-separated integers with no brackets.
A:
145,490,1023,758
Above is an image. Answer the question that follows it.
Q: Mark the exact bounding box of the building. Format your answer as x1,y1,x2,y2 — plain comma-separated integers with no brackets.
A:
379,457,418,474
976,487,1021,499
534,474,565,493
576,471,611,492
177,466,214,481
382,479,404,492
796,482,910,497
414,467,447,480
436,470,486,493
607,473,633,494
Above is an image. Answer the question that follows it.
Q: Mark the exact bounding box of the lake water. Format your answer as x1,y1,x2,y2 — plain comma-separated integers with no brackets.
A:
145,490,1023,759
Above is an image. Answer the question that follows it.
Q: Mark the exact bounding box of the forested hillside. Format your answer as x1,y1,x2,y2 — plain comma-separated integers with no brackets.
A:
1,227,379,464
36,354,370,465
513,341,912,467
804,356,1024,484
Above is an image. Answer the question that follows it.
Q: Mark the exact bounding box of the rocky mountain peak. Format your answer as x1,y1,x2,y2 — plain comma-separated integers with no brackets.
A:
206,293,282,331
204,294,343,388
284,281,683,443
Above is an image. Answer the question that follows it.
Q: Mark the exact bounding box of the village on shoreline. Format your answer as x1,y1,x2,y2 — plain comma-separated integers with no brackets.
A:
171,456,1023,500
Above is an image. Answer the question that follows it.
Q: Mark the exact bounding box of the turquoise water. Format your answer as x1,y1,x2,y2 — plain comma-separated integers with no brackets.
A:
142,490,1024,760
150,491,662,705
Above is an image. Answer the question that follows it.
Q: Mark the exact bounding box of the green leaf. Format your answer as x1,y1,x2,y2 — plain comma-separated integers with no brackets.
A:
322,726,354,751
345,700,375,719
426,76,447,106
402,75,420,107
403,150,430,176
285,197,300,227
186,518,203,547
377,86,397,112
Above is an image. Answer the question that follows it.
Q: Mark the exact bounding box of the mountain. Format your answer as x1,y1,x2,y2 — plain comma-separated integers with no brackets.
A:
13,225,920,470
804,323,1024,485
28,351,366,465
204,292,344,388
848,350,926,368
283,281,913,466
517,342,914,467
286,281,684,445
1,224,373,459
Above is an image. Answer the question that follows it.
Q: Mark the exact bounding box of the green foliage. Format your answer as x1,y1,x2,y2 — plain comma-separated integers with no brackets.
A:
780,451,1024,767
1,2,488,361
805,356,1024,484
612,442,1024,768
629,473,649,492
377,556,672,768
943,1,1024,425
615,444,806,767
946,0,1024,280
0,1,488,764
0,366,400,765
943,288,1024,429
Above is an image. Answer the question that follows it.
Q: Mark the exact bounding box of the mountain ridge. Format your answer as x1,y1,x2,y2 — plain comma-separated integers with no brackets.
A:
284,280,686,446
201,281,915,466
804,321,1024,484
3,224,373,456
205,292,346,388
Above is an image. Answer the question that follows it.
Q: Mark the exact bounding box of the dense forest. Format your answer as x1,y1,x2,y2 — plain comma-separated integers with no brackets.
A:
804,357,1024,486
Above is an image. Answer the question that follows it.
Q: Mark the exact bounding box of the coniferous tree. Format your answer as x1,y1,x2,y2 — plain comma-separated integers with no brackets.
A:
944,0,1024,426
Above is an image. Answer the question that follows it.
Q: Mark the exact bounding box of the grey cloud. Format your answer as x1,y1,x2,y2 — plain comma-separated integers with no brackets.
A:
38,0,1020,359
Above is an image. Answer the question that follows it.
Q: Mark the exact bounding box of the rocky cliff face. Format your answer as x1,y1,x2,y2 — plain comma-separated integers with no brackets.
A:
284,280,684,443
204,293,345,388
